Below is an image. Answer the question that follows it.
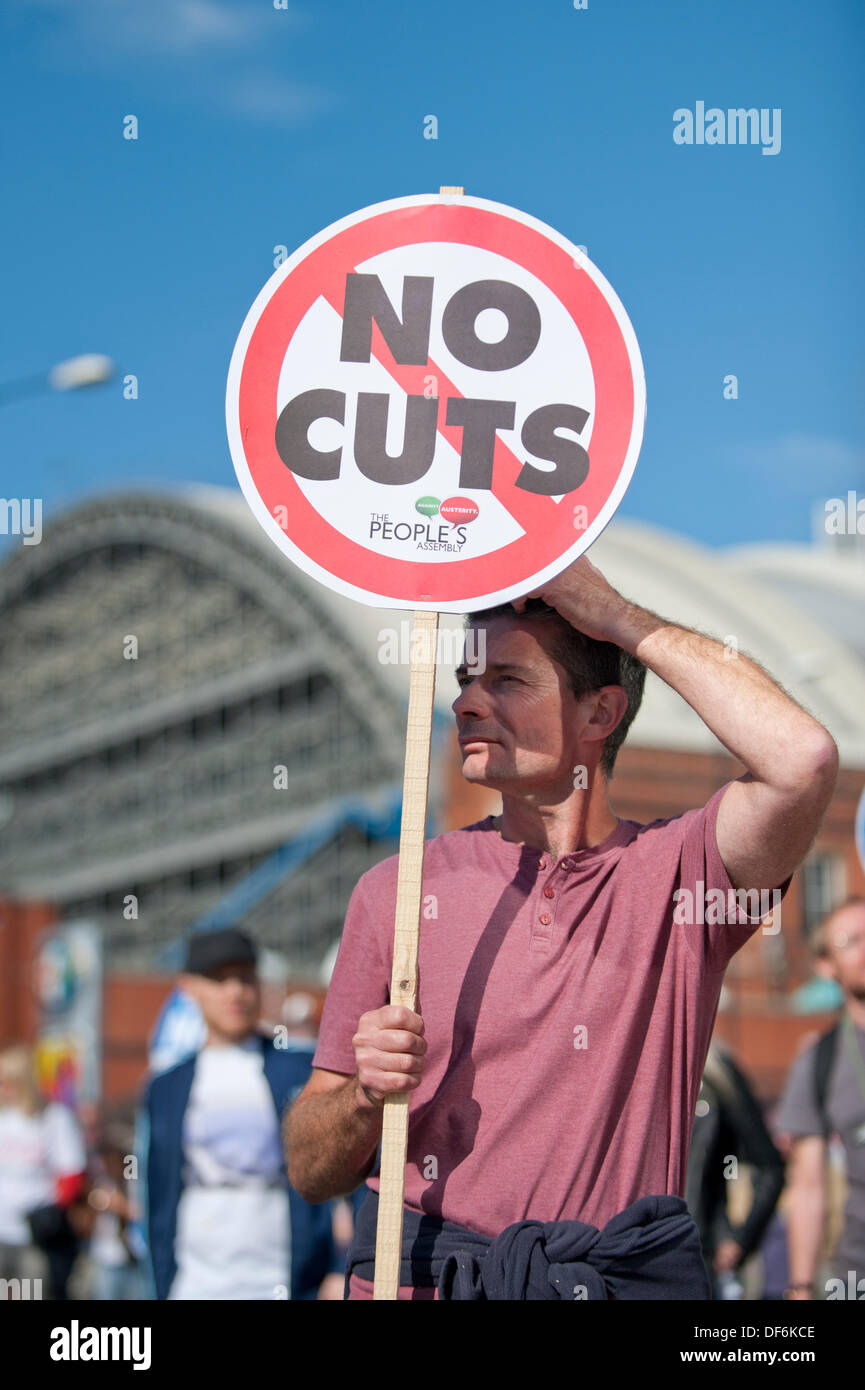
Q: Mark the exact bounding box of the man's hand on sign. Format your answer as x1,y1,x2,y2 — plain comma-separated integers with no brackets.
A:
352,1004,427,1109
511,554,632,645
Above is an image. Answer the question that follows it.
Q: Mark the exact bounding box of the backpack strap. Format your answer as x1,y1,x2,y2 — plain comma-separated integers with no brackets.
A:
813,1022,841,1136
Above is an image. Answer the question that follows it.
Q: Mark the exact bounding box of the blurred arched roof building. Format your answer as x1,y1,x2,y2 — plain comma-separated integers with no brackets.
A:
0,488,430,973
1,487,863,997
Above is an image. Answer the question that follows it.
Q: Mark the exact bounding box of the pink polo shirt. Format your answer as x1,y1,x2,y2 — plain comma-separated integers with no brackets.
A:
313,782,780,1296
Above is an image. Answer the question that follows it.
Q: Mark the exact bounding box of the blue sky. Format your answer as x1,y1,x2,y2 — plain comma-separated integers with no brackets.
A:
2,0,863,550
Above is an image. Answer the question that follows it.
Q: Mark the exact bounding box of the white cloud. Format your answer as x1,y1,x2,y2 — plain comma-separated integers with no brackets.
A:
733,434,865,487
226,74,332,125
12,0,329,126
17,0,296,57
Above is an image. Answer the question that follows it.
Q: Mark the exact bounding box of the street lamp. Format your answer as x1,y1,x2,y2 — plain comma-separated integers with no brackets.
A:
0,353,116,405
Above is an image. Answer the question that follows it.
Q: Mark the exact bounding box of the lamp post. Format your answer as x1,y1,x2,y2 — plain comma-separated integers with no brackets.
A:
0,354,115,405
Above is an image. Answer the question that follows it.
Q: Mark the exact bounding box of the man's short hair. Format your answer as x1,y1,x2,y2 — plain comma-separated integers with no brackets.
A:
809,897,865,959
465,598,646,777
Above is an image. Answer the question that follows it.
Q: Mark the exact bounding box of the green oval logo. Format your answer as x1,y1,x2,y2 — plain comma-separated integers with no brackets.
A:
415,495,440,517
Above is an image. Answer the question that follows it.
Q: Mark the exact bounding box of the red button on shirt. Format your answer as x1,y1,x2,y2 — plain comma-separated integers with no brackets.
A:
543,886,555,899
539,913,551,926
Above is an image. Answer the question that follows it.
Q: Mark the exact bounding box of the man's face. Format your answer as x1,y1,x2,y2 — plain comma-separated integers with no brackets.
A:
452,614,602,796
823,904,865,1000
183,961,260,1042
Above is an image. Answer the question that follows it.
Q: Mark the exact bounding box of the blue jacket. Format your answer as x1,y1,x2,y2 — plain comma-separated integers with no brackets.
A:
138,1034,336,1300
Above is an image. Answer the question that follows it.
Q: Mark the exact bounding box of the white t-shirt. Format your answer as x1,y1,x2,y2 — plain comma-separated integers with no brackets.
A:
169,1038,291,1300
0,1103,86,1245
89,1206,130,1268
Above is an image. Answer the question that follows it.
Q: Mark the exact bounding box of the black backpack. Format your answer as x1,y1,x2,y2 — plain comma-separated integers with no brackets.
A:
813,1021,840,1137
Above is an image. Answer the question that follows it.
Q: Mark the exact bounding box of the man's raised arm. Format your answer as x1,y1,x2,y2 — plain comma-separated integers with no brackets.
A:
519,555,839,892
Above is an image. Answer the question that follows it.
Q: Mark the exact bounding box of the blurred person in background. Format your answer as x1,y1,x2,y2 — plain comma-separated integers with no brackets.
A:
279,985,351,1299
75,1119,147,1300
685,1036,785,1298
138,926,341,1299
0,1044,87,1298
774,898,865,1300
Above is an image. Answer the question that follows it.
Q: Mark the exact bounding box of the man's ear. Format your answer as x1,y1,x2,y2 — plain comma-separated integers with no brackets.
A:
583,685,628,743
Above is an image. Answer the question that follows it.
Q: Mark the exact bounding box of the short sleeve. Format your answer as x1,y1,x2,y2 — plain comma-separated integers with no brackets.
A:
312,874,390,1076
773,1044,825,1141
678,781,793,974
42,1103,87,1176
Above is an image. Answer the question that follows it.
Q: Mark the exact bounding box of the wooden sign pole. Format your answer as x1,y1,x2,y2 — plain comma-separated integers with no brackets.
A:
372,186,464,1301
372,606,439,1299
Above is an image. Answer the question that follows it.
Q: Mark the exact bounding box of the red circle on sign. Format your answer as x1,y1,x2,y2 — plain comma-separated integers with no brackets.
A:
440,497,479,525
227,194,644,611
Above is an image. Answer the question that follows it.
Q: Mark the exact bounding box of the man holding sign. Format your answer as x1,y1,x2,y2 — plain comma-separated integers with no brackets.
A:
227,191,837,1296
285,552,838,1299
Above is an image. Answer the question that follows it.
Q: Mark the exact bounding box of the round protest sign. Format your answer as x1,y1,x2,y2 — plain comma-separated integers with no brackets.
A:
226,193,645,611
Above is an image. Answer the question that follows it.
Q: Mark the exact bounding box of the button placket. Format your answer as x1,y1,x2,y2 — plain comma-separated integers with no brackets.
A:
531,862,560,948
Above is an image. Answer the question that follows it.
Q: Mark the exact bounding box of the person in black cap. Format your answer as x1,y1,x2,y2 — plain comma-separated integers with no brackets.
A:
138,926,339,1299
